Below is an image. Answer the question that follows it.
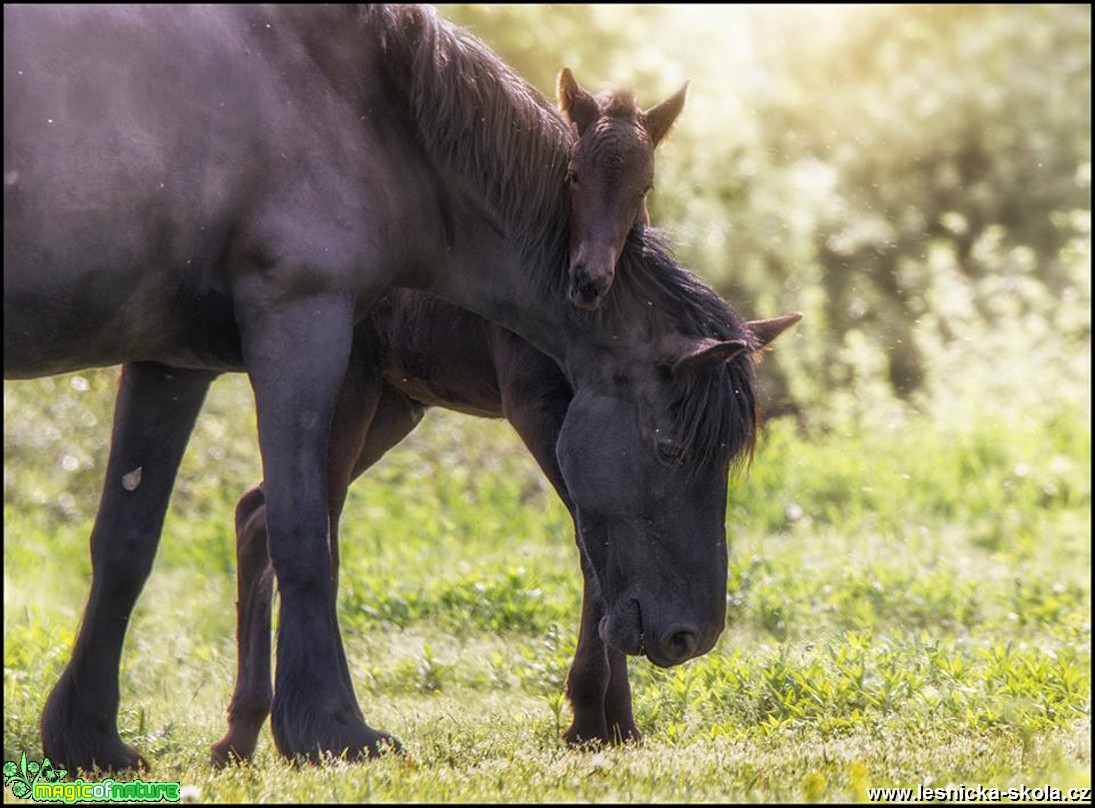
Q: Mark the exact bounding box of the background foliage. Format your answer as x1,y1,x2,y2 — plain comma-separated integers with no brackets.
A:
4,4,1090,801
443,3,1090,426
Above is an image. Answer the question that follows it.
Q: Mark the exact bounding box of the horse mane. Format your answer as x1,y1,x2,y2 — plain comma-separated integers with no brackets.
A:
611,229,760,471
361,5,757,471
361,4,573,262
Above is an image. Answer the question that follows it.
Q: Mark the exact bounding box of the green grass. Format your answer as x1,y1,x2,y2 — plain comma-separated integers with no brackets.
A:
3,370,1091,802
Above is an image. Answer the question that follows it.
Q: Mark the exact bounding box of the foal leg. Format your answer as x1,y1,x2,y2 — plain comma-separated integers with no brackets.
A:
324,372,402,715
40,362,214,772
238,293,395,762
326,383,425,682
209,484,276,767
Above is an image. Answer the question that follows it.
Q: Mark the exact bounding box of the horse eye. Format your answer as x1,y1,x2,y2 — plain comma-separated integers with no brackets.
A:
655,437,684,465
565,168,579,187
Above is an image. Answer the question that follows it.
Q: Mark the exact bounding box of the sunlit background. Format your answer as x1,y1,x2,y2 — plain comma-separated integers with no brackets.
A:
3,6,1090,798
442,3,1091,432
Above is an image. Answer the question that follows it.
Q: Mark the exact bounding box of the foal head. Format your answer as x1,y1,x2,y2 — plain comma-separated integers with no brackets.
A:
557,68,688,310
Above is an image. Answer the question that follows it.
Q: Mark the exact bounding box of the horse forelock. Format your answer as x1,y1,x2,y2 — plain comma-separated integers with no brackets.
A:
362,4,573,264
597,88,640,122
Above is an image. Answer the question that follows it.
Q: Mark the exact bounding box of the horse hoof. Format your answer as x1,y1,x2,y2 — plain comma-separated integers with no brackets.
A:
564,721,642,747
563,722,607,748
42,737,149,775
270,703,402,764
288,730,403,764
609,724,643,745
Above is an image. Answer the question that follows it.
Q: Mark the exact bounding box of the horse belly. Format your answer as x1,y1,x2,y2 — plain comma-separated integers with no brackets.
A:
3,264,243,378
376,295,505,418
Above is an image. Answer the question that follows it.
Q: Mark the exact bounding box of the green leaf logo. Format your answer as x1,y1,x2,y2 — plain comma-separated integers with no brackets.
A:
4,752,67,798
38,758,67,784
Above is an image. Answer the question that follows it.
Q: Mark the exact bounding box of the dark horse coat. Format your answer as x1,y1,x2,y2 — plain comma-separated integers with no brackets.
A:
5,5,763,768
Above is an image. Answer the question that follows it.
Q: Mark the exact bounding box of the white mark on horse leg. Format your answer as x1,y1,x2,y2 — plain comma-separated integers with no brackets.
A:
122,466,143,491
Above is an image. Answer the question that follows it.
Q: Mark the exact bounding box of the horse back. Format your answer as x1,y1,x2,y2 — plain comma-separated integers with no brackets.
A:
3,5,443,378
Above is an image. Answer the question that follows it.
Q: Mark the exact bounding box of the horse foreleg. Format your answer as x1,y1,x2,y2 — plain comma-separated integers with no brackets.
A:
564,554,640,745
41,361,213,772
497,352,638,744
239,293,395,762
212,368,422,765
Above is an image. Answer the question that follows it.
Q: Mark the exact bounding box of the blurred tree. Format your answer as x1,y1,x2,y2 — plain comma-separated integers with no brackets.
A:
754,5,1091,400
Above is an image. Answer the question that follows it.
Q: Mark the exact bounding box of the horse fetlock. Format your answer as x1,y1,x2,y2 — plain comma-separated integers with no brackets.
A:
269,697,400,762
210,731,260,769
41,699,148,774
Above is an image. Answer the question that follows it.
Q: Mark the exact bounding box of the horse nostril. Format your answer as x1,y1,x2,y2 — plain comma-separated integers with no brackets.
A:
576,278,601,303
663,626,699,663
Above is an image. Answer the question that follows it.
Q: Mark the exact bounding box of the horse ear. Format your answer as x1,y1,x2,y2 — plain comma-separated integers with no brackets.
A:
556,67,599,135
746,312,803,349
670,337,748,375
642,80,688,146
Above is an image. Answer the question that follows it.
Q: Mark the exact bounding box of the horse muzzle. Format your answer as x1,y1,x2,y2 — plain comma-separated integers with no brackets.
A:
568,261,613,310
599,598,718,668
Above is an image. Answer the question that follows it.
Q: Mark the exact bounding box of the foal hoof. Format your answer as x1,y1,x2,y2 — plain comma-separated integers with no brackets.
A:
210,735,256,769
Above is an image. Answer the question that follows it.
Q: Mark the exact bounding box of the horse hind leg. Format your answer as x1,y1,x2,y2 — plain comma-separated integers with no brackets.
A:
41,362,213,773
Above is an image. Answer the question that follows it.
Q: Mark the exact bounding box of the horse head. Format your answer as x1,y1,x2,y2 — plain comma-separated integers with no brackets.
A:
557,68,688,310
557,307,802,667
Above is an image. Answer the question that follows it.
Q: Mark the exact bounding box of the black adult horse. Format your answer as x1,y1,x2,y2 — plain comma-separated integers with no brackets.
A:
6,5,769,768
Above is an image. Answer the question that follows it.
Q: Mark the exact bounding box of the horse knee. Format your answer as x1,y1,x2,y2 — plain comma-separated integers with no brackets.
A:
565,656,609,707
89,532,158,600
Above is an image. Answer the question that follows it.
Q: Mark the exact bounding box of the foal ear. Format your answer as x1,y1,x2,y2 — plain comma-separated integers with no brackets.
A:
557,67,599,135
746,312,803,350
642,80,689,146
670,337,748,375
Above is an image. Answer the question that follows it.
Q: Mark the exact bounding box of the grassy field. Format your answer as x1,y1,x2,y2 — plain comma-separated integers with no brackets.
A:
3,369,1090,802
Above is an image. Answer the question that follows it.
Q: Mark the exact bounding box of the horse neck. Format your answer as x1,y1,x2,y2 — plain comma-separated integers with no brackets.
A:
421,200,661,379
422,220,573,365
